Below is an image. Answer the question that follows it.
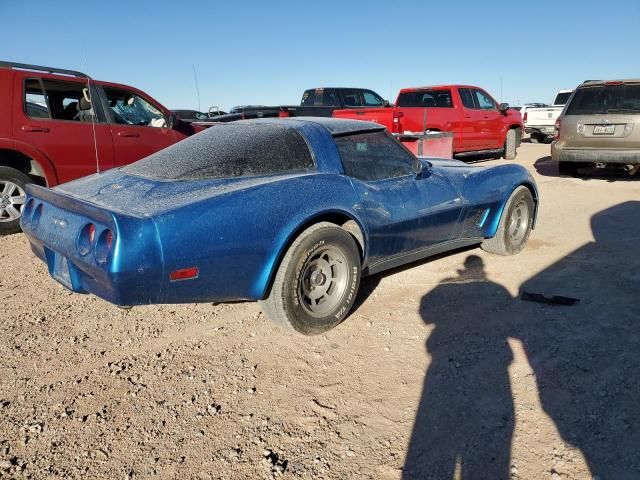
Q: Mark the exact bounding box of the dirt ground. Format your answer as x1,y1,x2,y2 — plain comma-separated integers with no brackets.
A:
1,143,639,480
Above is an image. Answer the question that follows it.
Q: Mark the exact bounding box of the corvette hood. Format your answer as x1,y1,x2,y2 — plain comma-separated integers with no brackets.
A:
55,169,309,217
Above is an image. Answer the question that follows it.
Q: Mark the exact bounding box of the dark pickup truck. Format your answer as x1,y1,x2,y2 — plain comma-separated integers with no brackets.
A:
205,88,390,123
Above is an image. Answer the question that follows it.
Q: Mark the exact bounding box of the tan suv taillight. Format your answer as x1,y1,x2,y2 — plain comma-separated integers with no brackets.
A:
554,118,561,140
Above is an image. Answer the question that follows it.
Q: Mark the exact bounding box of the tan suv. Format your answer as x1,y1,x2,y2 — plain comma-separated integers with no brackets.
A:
552,79,640,176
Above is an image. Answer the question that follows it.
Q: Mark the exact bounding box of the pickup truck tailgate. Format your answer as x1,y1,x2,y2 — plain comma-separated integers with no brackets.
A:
526,107,563,127
332,107,395,130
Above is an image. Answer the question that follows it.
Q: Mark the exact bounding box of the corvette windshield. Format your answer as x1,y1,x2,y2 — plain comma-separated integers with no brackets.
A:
123,124,315,180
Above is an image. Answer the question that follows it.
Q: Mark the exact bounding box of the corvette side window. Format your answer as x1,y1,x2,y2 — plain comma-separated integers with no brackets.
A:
335,131,414,182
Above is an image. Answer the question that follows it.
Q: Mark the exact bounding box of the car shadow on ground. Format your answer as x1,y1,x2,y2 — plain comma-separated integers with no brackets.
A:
403,201,640,479
454,153,501,163
535,156,640,181
521,137,551,144
350,245,479,315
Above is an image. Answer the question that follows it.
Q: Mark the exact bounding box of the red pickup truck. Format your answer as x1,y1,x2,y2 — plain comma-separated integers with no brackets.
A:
333,85,523,159
0,61,199,234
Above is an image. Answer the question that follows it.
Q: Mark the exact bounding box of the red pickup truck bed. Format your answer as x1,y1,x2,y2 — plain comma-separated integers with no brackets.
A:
333,85,522,157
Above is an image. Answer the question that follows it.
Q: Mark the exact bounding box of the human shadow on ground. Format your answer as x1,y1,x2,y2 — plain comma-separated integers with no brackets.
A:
517,200,640,479
403,255,515,479
404,201,640,479
534,155,640,181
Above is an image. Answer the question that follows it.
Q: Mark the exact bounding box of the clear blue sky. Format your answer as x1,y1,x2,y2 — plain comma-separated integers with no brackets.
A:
2,0,638,111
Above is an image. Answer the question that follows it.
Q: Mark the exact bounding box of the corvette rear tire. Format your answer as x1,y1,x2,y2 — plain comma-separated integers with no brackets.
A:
0,167,31,236
261,222,361,335
502,129,517,160
481,186,534,256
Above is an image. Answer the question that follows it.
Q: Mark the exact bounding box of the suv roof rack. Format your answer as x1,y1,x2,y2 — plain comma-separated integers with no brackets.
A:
0,61,90,79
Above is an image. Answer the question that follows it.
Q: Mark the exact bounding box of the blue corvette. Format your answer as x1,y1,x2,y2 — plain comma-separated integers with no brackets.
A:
21,118,538,334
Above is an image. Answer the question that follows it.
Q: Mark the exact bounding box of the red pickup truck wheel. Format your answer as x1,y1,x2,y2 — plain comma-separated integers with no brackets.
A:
0,166,30,235
503,129,517,160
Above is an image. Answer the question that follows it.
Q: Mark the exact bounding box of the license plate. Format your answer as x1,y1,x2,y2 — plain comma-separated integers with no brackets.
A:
593,125,615,135
52,253,72,289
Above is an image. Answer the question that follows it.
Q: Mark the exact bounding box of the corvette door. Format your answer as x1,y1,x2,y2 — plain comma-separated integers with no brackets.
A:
335,132,462,266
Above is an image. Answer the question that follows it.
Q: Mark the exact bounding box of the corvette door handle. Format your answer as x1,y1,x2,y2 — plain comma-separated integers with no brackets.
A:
464,115,471,119
117,131,140,137
21,125,50,133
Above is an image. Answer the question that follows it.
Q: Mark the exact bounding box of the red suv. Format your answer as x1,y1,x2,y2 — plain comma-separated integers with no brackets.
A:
0,61,199,234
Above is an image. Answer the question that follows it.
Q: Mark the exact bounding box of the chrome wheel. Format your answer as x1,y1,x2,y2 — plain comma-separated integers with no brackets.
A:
0,180,26,223
298,246,349,318
508,200,530,245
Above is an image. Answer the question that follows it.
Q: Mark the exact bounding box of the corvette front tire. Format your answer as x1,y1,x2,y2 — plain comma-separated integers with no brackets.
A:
481,186,534,256
261,222,361,335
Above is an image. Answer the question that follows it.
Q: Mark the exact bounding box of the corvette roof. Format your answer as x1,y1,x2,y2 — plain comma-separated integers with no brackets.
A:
235,117,385,136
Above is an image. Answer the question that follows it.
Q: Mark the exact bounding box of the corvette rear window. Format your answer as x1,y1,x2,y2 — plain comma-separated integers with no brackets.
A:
122,124,314,180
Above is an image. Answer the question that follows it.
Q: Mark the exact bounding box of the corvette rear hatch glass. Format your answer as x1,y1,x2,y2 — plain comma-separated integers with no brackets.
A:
123,124,314,180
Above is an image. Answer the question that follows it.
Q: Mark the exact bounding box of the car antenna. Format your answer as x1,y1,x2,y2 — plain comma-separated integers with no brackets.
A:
83,57,100,174
192,64,201,112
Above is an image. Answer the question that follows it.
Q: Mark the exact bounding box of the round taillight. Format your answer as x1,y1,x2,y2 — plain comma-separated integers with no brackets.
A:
77,223,95,256
95,229,115,264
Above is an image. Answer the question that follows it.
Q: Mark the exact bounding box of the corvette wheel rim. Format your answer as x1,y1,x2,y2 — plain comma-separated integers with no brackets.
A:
508,200,530,244
298,246,349,318
0,181,26,223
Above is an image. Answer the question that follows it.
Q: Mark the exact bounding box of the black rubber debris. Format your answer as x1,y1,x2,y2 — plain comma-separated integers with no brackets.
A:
520,291,580,306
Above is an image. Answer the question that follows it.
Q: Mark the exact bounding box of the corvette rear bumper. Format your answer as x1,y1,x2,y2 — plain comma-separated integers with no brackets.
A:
26,235,164,306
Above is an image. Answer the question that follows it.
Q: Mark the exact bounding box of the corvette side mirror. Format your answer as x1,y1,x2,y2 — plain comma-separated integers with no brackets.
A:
384,99,391,107
412,158,424,177
499,102,510,113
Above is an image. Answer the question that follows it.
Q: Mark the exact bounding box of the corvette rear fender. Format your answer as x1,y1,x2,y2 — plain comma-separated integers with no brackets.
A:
255,209,369,300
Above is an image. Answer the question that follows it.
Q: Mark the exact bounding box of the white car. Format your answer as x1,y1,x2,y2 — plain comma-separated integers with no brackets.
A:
514,103,547,121
524,90,573,143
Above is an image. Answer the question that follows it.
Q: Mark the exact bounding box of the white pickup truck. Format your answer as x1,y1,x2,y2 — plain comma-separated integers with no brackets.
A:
524,89,573,143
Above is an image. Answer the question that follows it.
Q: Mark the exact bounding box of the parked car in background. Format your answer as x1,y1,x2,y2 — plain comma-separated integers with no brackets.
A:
518,103,547,124
552,79,640,176
172,108,228,122
333,85,523,159
172,109,209,121
524,90,573,143
208,87,391,123
21,117,538,335
0,61,201,234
